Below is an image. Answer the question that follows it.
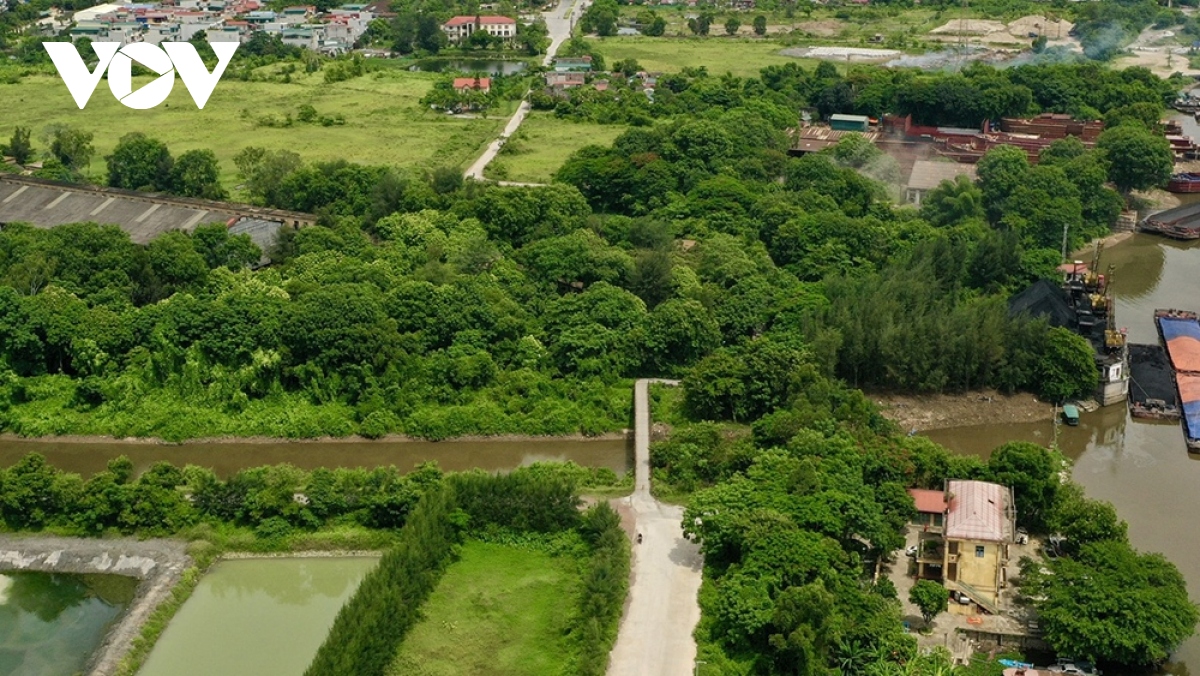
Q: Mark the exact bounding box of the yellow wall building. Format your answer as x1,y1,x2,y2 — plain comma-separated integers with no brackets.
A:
941,480,1015,612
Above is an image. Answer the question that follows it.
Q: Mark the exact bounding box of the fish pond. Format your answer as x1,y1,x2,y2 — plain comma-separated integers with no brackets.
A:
138,557,377,676
0,572,137,676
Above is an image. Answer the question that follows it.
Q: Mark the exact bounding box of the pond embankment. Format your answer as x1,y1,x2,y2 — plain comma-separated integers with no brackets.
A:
0,535,190,676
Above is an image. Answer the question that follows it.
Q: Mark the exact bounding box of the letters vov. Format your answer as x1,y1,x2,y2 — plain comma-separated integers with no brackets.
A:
44,42,239,110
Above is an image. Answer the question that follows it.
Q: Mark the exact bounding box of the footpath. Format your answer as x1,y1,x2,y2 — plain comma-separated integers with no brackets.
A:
606,379,704,676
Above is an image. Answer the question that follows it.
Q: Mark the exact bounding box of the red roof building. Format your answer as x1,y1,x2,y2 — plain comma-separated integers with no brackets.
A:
453,77,491,93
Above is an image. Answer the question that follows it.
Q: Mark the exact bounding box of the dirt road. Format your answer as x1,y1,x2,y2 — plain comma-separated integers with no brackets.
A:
606,379,703,676
463,0,586,180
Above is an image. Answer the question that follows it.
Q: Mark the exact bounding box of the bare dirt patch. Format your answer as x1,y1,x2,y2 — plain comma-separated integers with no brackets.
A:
873,389,1053,431
793,19,844,37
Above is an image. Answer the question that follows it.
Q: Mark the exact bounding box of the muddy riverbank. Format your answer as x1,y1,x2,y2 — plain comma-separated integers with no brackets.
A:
0,535,190,676
873,389,1054,431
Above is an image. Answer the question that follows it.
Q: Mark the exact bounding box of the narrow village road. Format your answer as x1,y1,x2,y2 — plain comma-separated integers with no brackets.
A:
606,379,704,676
463,0,586,180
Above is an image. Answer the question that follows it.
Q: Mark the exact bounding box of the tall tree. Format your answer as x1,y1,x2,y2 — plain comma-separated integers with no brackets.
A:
106,133,173,192
1096,124,1172,195
170,149,227,200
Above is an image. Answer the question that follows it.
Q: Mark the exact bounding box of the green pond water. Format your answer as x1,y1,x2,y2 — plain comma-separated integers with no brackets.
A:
0,572,137,676
138,557,377,676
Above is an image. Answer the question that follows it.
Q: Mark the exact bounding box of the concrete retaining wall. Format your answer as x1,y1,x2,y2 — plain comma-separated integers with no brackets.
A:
0,535,191,676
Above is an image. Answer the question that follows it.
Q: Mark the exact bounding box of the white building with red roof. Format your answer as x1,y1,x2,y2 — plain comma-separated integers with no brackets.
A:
442,14,516,42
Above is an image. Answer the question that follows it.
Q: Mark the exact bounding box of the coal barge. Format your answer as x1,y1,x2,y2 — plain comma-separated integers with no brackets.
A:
1127,344,1180,420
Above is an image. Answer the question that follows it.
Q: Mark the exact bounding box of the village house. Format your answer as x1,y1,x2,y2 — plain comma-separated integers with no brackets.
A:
553,55,592,72
907,480,1015,614
904,160,978,206
441,15,516,42
544,71,585,94
453,76,491,94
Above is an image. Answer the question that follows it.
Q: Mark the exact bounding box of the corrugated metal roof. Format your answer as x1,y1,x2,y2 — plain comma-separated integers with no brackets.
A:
908,488,947,514
907,160,977,192
829,114,869,123
945,480,1009,542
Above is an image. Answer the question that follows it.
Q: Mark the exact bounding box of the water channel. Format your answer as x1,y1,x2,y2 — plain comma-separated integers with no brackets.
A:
928,232,1200,670
138,557,377,676
0,437,631,478
0,572,136,676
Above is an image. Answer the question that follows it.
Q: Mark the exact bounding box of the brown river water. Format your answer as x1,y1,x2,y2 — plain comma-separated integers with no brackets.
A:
930,232,1200,671
0,437,632,478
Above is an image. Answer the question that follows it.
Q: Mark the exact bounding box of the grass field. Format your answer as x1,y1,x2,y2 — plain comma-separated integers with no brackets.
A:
594,37,823,78
386,541,578,675
487,113,627,183
0,68,509,191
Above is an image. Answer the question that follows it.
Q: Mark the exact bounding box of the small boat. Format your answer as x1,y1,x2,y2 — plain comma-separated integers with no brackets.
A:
1062,404,1080,426
1167,173,1200,193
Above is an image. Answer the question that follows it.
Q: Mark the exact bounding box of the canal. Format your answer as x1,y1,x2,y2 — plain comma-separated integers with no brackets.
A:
138,557,377,676
928,232,1200,670
0,437,631,478
0,572,136,676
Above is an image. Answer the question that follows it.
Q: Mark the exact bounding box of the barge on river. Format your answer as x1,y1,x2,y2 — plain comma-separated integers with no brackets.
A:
1127,343,1180,420
1167,172,1200,193
1154,309,1200,451
1139,203,1200,240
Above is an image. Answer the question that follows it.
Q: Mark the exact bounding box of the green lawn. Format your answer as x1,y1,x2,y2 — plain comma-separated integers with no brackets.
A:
593,37,821,78
487,113,627,183
386,541,578,676
0,68,509,193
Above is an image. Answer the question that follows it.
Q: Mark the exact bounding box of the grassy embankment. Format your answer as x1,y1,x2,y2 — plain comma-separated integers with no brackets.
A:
487,112,628,183
0,68,509,193
386,540,579,675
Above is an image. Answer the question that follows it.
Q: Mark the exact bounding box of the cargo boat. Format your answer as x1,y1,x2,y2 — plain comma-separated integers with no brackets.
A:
1178,374,1200,452
1127,343,1180,420
1167,173,1200,193
1140,203,1200,240
1154,309,1200,451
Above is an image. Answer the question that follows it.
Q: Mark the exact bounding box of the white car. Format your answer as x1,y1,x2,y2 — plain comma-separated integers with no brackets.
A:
905,545,918,557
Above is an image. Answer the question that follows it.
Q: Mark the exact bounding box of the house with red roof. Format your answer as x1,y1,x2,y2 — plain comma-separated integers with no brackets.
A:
906,480,1015,614
442,14,516,42
453,77,490,93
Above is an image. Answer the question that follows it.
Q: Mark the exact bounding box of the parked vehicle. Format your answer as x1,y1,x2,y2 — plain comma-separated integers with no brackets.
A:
1062,404,1080,426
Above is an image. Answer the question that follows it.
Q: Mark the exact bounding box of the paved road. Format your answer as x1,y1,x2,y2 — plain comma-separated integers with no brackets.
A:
607,379,703,676
463,0,587,180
